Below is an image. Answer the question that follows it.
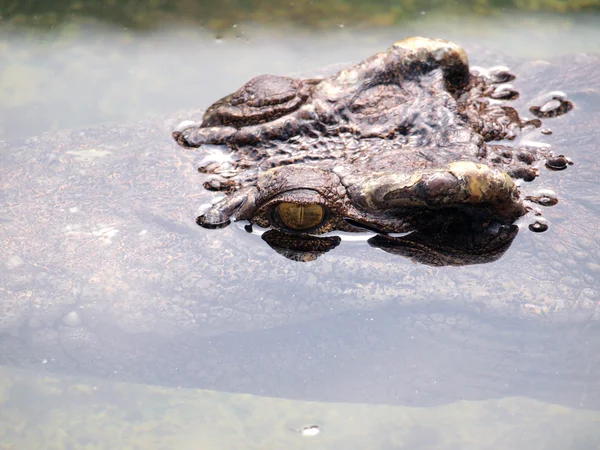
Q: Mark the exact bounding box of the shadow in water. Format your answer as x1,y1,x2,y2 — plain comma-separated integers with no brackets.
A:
261,220,518,265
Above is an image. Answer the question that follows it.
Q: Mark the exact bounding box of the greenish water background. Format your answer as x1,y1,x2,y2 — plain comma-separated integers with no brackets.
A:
1,1,600,141
2,1,600,449
1,366,600,450
4,0,600,30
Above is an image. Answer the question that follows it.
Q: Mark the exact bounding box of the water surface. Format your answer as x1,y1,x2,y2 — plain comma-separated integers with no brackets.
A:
1,2,600,449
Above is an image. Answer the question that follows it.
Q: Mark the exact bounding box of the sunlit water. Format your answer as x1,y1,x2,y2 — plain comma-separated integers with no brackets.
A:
1,8,600,450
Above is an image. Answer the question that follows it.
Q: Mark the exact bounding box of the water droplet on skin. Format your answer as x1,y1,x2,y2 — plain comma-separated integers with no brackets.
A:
527,189,558,207
529,92,573,118
488,66,516,84
516,150,536,164
546,155,571,170
490,85,519,100
529,220,549,233
541,99,562,112
509,166,538,182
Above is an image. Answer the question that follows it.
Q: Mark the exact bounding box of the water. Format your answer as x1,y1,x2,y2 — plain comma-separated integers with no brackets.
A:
2,12,600,141
1,367,600,449
1,2,600,448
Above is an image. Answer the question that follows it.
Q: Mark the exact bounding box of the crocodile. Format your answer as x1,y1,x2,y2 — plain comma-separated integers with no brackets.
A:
172,37,574,264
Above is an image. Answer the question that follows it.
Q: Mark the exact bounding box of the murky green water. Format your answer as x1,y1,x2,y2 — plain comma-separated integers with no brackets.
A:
1,1,600,449
5,0,599,30
1,366,600,450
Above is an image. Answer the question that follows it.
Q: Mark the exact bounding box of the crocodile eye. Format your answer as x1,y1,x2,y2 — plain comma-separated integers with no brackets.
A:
276,203,325,231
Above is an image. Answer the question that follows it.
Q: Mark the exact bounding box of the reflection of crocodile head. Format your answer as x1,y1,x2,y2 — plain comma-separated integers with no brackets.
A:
173,37,573,262
261,222,518,266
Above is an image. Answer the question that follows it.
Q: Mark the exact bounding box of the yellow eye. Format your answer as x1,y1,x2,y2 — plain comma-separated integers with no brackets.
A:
276,203,325,231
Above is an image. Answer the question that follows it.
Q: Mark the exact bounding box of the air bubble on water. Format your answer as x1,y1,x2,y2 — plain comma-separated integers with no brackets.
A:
527,189,558,207
546,154,571,171
529,218,549,233
540,99,562,113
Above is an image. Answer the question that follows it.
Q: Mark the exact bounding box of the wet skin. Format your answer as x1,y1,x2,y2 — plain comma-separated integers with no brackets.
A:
173,37,573,255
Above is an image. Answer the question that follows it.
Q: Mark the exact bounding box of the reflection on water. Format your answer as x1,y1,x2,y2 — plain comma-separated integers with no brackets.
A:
2,3,600,449
259,224,519,265
1,366,600,450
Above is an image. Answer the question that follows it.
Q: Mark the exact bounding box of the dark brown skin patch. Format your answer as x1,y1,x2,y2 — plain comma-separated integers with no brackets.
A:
175,37,573,247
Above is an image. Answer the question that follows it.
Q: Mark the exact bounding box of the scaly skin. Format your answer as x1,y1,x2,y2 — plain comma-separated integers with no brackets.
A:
174,37,572,249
